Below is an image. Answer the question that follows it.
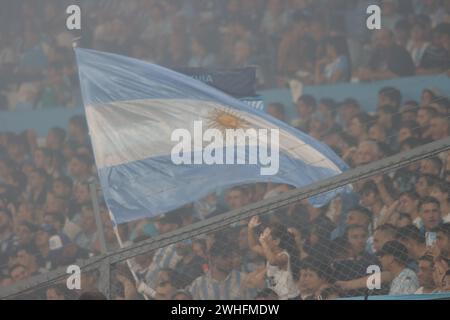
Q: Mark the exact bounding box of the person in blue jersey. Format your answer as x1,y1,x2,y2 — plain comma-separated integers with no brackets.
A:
187,241,251,300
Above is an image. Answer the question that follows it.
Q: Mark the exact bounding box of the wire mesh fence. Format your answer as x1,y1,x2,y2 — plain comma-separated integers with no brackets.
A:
2,267,103,300
106,164,450,300
2,142,450,300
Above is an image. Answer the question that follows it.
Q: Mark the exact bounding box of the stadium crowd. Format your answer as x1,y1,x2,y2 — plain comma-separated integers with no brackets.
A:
1,0,450,111
0,0,449,300
1,86,450,299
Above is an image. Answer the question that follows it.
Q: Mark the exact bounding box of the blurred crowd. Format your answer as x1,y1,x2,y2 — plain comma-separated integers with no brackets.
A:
1,0,450,301
1,83,450,299
1,0,450,111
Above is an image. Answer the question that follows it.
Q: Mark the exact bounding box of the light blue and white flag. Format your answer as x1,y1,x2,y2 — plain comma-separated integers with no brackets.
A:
75,48,350,224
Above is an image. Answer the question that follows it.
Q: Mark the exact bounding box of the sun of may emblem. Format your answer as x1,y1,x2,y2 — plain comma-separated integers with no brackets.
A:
206,108,250,133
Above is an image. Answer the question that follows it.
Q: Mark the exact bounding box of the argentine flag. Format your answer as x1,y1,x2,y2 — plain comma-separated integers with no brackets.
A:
75,48,350,224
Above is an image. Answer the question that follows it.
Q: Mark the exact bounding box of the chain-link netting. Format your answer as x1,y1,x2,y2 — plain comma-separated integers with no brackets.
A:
103,154,450,300
1,266,105,300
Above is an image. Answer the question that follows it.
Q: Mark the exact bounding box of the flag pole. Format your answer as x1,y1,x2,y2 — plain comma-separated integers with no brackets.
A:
108,210,150,300
88,179,110,298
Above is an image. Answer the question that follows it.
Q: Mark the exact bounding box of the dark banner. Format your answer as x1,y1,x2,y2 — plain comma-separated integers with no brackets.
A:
174,67,257,98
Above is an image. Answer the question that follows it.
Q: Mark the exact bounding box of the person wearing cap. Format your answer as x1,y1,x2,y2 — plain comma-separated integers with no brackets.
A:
377,240,420,295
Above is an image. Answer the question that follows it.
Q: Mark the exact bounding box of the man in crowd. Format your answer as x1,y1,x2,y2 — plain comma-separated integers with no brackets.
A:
188,241,251,300
377,240,420,295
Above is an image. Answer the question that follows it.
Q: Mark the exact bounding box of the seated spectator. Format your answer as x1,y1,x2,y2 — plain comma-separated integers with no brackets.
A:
417,23,450,74
407,15,432,68
314,36,351,85
378,87,402,111
376,240,420,295
357,29,415,81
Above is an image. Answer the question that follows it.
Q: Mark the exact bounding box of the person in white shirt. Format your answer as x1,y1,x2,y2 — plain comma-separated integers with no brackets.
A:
377,240,420,295
248,217,300,300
